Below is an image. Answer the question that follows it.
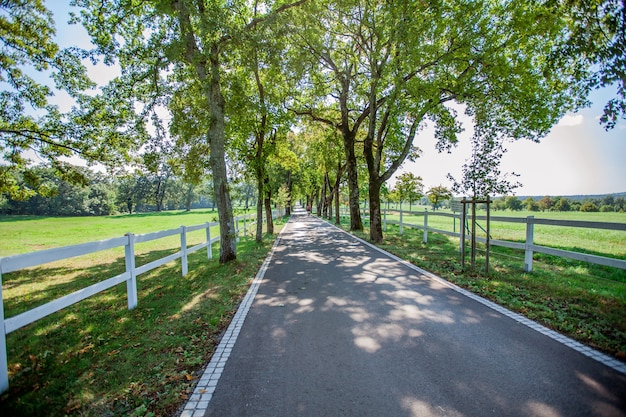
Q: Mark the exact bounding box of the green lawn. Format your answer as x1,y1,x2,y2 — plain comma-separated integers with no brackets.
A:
0,208,258,257
0,210,282,416
380,208,626,261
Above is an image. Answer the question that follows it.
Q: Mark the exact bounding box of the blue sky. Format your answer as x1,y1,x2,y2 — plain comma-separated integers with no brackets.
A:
45,3,626,197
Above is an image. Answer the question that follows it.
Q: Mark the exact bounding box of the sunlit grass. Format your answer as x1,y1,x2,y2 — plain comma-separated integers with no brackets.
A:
380,208,626,259
0,211,284,416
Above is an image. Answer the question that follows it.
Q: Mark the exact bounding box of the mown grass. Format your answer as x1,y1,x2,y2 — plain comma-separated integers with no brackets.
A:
0,210,284,417
382,208,626,262
0,208,256,257
339,217,626,361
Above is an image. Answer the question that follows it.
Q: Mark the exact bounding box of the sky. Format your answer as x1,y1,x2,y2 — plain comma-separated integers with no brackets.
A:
395,88,626,197
41,3,626,198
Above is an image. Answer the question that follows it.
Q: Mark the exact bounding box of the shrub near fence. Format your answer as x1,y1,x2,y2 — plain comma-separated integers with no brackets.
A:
0,213,264,394
341,207,626,272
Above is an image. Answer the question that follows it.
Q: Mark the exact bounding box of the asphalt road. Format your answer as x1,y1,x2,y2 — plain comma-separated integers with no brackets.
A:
202,210,626,417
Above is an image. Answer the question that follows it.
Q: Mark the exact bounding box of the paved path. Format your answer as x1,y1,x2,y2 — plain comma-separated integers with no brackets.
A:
182,210,626,417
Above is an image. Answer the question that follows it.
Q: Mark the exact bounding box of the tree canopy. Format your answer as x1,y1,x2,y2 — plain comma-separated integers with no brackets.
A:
2,0,619,258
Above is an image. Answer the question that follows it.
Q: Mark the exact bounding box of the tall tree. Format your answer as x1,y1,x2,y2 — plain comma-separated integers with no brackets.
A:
427,185,453,211
0,1,140,199
227,5,295,243
77,0,307,263
292,0,588,242
393,172,424,211
448,131,521,199
556,0,626,129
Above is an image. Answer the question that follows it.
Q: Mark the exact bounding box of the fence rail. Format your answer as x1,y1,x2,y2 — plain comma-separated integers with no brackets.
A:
0,213,266,394
341,207,626,271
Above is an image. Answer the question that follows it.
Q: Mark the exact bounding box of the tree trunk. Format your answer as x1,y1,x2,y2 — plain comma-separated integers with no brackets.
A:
255,175,264,243
320,176,327,217
286,171,292,216
368,178,383,243
207,50,236,263
342,130,363,231
327,184,334,220
264,184,274,234
334,162,343,225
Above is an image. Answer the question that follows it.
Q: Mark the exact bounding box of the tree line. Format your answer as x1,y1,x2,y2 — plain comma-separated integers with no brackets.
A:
0,166,258,216
492,195,626,213
2,0,623,263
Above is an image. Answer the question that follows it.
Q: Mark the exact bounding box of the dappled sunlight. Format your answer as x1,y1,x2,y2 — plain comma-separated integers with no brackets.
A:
289,250,336,264
293,298,316,314
336,254,372,268
387,302,454,324
523,401,563,417
168,288,218,320
380,288,434,305
577,372,617,400
353,336,381,353
400,396,464,417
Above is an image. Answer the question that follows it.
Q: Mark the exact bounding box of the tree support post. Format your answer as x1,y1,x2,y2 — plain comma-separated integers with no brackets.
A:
460,203,466,260
399,209,403,235
525,216,535,272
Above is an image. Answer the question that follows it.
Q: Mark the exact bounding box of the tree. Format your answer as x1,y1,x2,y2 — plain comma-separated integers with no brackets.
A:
580,201,600,212
227,7,296,242
553,197,572,212
524,197,540,212
1,1,151,203
393,173,424,211
449,131,521,200
292,0,587,243
275,183,291,217
538,196,554,212
505,196,523,211
427,186,453,211
77,0,307,263
555,0,626,129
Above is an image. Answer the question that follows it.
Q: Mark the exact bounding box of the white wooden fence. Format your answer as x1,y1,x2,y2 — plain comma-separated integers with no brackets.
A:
0,213,263,394
338,207,626,272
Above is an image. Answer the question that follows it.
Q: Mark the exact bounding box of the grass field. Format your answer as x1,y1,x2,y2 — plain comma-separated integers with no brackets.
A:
0,210,284,416
381,207,626,265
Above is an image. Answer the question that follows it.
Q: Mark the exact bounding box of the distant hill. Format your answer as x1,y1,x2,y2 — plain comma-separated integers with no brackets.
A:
516,192,626,201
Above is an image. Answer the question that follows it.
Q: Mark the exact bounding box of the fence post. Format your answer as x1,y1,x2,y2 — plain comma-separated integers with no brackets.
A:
453,213,456,234
524,216,534,273
181,226,188,276
399,209,403,235
423,209,428,243
243,214,247,237
205,222,212,260
460,204,466,257
124,233,138,310
0,267,9,394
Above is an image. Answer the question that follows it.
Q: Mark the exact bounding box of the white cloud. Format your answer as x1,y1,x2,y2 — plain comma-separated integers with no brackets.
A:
556,114,584,127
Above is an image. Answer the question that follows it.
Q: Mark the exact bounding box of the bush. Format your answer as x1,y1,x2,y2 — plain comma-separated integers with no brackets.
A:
580,202,599,212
